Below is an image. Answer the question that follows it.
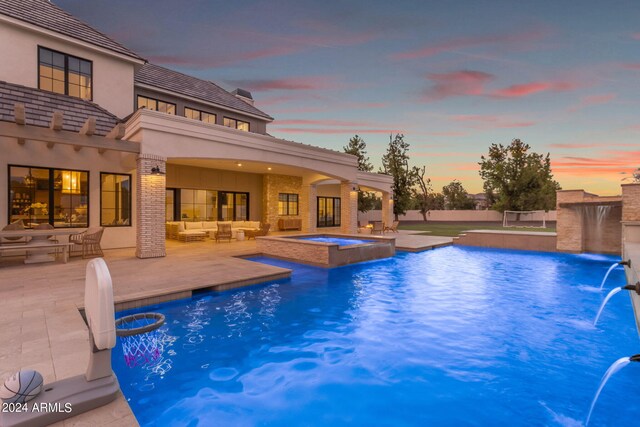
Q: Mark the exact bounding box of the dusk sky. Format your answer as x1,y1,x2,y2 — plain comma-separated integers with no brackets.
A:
58,0,640,195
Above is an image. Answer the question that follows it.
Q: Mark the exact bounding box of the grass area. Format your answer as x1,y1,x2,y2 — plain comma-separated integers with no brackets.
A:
398,223,556,237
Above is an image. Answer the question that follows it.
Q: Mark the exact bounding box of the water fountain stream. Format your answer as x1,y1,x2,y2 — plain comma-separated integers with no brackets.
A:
599,262,622,290
586,355,640,426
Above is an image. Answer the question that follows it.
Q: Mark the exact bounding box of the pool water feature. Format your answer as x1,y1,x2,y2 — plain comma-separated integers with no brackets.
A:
256,233,395,267
112,247,640,426
296,236,373,246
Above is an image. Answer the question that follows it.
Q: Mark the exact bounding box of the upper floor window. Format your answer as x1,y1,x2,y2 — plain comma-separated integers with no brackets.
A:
38,47,92,100
223,117,250,132
185,107,216,124
137,95,176,115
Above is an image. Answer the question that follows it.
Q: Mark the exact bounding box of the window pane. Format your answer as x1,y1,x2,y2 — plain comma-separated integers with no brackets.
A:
52,52,64,68
68,72,80,85
39,64,52,78
81,85,92,100
166,190,175,221
202,113,216,123
237,121,249,132
166,103,176,115
68,57,80,72
52,79,65,94
223,117,235,128
80,60,91,75
39,76,53,91
52,67,65,82
68,84,80,97
39,48,52,65
235,193,247,220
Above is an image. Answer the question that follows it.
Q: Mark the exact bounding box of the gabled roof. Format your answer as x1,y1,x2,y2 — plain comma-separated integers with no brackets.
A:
0,0,144,61
0,81,120,136
135,63,274,121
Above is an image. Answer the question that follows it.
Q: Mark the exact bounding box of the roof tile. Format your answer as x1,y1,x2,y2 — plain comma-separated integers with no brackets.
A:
135,63,273,121
0,81,120,136
0,0,144,61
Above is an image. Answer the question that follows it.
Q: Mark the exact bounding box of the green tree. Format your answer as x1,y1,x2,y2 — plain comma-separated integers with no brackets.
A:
442,180,475,210
411,165,446,220
343,135,373,172
343,135,377,212
479,139,560,212
381,134,417,220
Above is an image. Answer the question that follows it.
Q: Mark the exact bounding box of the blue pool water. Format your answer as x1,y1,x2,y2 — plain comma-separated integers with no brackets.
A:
295,236,373,245
112,247,640,426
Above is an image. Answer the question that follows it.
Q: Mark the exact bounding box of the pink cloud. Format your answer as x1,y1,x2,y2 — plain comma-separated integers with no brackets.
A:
622,63,640,70
491,81,576,98
549,142,637,149
423,70,494,100
149,45,299,68
567,93,616,112
227,76,339,92
273,119,374,127
632,33,640,40
450,114,535,129
272,128,402,135
391,27,550,60
551,150,640,177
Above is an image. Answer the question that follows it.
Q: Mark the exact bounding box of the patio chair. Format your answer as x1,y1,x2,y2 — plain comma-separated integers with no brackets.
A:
1,219,27,245
214,223,232,243
70,227,104,258
384,221,400,233
371,221,384,235
245,223,271,240
34,223,58,242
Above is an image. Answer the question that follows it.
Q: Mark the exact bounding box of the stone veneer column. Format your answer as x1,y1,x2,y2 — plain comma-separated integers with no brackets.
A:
300,184,317,232
555,190,585,252
136,154,167,258
340,181,358,234
381,191,393,226
622,184,640,221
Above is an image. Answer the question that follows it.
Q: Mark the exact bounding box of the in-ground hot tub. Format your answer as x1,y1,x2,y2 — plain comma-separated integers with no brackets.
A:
256,234,395,267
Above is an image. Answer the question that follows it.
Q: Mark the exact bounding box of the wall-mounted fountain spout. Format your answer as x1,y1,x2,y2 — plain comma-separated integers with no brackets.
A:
619,260,631,267
622,281,640,295
630,354,640,362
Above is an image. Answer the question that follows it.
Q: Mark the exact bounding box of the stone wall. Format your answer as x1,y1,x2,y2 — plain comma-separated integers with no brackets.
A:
556,189,623,254
454,230,557,252
556,190,588,252
622,184,640,222
262,174,302,229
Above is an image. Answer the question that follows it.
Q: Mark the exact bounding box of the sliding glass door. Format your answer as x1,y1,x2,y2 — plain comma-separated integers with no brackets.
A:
317,196,341,227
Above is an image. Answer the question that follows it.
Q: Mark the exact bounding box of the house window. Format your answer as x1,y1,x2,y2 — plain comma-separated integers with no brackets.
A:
166,189,176,221
278,193,298,216
179,189,217,221
100,173,131,226
137,95,176,115
8,165,88,228
317,197,341,228
223,117,250,132
38,47,92,100
185,107,216,124
173,189,249,221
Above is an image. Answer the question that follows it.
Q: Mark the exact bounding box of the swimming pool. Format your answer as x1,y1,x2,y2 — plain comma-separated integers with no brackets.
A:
295,236,373,245
112,246,640,426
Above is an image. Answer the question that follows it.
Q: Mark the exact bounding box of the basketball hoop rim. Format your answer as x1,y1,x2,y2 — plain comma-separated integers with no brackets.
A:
115,312,165,337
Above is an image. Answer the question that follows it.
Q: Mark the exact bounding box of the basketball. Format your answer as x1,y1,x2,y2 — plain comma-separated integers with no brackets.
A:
0,370,44,404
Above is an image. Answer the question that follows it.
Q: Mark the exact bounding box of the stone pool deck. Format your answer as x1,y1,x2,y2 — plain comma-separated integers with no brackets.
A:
0,232,451,426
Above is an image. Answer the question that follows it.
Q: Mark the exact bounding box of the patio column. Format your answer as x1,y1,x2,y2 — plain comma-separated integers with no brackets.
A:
300,184,317,232
136,154,166,258
382,191,393,227
340,181,358,234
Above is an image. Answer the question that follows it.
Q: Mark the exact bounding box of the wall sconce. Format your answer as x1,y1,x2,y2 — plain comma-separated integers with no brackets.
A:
351,184,359,192
150,166,164,175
